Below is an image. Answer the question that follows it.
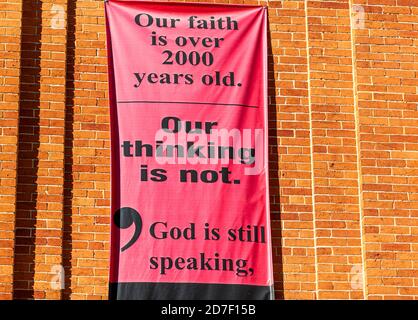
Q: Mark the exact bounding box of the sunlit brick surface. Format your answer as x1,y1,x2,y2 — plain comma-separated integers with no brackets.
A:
0,0,417,299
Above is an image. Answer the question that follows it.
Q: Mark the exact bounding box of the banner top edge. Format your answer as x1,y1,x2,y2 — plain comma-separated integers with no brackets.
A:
105,0,267,10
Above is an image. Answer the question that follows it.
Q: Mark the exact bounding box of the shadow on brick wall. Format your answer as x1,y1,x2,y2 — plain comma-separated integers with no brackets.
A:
13,0,43,300
13,0,77,300
62,0,76,300
266,20,284,299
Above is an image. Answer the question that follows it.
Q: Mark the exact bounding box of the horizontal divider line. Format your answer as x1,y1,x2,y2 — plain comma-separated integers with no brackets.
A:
117,100,258,109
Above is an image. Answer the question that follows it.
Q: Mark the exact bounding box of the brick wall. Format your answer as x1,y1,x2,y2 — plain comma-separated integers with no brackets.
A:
0,0,417,300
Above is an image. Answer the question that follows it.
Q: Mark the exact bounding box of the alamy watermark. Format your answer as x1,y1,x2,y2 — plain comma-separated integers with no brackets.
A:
50,5,65,30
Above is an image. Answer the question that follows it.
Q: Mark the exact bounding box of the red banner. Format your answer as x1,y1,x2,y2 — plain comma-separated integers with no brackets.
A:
105,0,273,299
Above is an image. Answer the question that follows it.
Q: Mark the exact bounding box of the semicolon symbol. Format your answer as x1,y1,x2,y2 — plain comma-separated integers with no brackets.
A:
114,207,142,252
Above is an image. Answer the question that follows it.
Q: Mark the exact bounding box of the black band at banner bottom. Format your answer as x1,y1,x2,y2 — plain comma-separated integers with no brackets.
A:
109,282,273,300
